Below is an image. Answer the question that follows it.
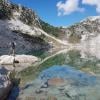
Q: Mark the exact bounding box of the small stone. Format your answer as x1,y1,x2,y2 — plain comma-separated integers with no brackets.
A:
40,81,48,88
35,89,43,94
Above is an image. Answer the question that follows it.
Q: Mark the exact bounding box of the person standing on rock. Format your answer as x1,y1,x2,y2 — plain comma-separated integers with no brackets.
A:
9,41,16,56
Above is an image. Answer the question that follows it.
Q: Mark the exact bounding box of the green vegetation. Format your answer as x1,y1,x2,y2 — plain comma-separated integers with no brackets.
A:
0,0,12,19
0,1,41,28
40,20,63,37
20,7,41,27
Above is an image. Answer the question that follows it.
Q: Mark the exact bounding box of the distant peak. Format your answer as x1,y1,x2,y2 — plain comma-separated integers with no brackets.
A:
87,16,100,20
81,16,100,22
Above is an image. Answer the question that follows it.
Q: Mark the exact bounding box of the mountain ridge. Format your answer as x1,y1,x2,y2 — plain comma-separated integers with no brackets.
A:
61,15,100,43
0,0,68,55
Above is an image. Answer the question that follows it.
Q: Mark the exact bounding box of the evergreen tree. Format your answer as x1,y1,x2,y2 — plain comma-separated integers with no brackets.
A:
0,0,12,19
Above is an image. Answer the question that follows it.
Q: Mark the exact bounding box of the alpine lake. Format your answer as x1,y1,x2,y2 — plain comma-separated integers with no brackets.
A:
8,47,100,100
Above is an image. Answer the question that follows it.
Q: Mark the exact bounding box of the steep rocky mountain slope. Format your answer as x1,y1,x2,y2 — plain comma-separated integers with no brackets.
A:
0,0,67,55
62,16,100,44
40,15,100,45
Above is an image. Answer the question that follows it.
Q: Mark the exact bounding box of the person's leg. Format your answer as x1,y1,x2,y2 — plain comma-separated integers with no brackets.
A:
12,49,15,56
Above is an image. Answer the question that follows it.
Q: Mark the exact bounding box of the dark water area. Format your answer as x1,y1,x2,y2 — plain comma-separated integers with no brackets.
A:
7,86,20,100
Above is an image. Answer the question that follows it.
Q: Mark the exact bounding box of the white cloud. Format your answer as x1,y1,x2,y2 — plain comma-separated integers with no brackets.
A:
56,0,84,16
56,0,100,16
82,0,100,13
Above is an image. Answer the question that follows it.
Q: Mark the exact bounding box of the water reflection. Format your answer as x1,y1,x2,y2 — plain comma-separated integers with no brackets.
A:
20,49,100,83
18,49,100,100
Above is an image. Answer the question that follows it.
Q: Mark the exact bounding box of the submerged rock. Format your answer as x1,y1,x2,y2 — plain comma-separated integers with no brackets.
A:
39,65,96,86
17,65,98,100
48,78,65,86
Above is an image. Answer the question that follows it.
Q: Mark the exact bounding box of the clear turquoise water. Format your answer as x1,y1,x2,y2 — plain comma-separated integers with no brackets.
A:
10,49,100,100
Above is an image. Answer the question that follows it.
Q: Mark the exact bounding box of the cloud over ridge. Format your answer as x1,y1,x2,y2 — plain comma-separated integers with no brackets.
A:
56,0,100,16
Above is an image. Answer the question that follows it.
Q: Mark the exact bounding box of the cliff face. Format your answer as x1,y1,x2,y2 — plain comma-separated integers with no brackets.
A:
0,1,50,55
0,0,70,55
0,18,50,55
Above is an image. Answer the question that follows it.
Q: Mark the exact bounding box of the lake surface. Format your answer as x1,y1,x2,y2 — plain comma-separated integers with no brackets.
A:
9,48,100,100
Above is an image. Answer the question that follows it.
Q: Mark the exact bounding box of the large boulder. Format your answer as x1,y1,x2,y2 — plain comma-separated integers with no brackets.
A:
0,55,39,65
0,66,12,100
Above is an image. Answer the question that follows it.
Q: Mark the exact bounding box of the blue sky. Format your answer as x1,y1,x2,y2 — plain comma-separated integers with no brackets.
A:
11,0,100,27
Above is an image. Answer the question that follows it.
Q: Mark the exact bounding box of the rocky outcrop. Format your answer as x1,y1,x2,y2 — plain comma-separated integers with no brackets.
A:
0,55,39,64
0,55,39,72
0,54,39,99
0,66,12,100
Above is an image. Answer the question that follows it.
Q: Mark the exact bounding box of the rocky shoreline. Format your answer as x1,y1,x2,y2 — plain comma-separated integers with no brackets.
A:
0,66,13,100
0,54,39,100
